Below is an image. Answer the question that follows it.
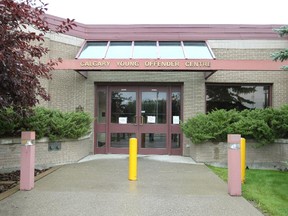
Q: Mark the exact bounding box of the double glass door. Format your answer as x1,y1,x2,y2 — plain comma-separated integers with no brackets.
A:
95,85,182,155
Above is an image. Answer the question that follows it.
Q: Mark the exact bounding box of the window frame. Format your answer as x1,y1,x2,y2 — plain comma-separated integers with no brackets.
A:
158,41,185,59
132,41,158,59
77,41,109,59
183,41,214,59
105,41,133,59
76,40,214,59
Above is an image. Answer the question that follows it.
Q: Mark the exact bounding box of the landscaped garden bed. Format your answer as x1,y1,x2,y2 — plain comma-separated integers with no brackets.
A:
0,168,49,194
0,107,93,170
181,107,288,166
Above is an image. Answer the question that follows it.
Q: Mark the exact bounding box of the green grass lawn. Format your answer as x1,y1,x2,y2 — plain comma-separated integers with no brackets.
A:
207,165,288,216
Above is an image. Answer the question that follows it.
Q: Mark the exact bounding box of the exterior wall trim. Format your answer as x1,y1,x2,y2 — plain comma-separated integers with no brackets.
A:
55,59,286,71
44,14,285,41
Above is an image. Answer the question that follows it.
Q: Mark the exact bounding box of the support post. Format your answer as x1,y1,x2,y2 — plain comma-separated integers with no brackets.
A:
227,134,241,196
129,138,137,181
241,138,246,183
20,131,36,191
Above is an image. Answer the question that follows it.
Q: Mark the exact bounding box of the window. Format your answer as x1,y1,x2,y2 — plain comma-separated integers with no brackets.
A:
97,133,106,148
77,41,214,59
159,41,184,59
106,41,132,59
206,84,271,112
171,91,181,124
133,41,158,59
78,41,108,59
97,91,106,123
111,91,136,123
184,42,213,59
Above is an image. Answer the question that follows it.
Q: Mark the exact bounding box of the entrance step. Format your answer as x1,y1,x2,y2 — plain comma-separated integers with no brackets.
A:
78,154,201,165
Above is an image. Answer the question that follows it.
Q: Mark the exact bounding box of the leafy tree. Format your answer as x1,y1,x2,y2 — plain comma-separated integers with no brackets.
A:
272,26,288,70
0,0,76,112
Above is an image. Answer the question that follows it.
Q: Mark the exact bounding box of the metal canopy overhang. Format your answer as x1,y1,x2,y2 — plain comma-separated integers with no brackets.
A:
55,59,286,79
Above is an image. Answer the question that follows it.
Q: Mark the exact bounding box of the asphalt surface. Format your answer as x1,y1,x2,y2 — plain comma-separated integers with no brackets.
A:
0,155,263,216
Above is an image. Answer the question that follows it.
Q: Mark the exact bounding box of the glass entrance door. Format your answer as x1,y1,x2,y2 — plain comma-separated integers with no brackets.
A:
139,88,168,154
109,87,138,154
94,85,182,155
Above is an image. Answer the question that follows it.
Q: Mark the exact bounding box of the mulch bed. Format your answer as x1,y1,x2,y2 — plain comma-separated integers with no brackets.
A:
0,169,49,193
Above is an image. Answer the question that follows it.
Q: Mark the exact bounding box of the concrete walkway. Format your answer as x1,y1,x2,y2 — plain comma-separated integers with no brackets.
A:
0,155,263,216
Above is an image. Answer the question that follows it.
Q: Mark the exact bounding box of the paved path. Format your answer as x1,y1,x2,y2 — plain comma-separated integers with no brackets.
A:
0,155,263,216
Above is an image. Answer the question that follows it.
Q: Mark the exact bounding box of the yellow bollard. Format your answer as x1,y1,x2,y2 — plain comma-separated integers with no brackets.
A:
129,138,137,181
241,138,246,183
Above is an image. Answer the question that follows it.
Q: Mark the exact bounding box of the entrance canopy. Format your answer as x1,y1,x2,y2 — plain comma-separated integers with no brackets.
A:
56,39,285,76
56,58,285,74
47,18,285,75
56,40,284,77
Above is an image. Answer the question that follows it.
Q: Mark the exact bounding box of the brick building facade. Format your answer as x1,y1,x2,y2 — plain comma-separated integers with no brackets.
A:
40,15,288,157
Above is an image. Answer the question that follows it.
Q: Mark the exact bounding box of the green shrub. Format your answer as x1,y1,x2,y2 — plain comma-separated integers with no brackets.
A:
268,105,288,138
181,109,241,143
0,107,23,137
25,107,53,139
229,117,274,145
62,112,93,140
181,106,288,146
0,107,93,141
181,113,214,144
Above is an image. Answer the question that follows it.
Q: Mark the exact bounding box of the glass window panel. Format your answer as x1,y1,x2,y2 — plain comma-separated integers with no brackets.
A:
171,134,181,148
97,133,106,148
97,91,106,123
78,42,108,59
206,85,271,112
141,91,167,124
141,133,166,148
106,41,132,59
111,91,136,123
172,92,181,124
159,41,184,59
133,41,158,59
183,42,213,59
111,133,136,148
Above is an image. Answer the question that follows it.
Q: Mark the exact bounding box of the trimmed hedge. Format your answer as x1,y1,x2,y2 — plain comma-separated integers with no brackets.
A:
181,105,288,146
0,107,93,141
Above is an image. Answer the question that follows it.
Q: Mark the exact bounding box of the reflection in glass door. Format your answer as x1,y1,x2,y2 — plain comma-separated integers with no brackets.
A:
171,89,182,155
109,89,137,151
140,91,167,150
111,91,136,124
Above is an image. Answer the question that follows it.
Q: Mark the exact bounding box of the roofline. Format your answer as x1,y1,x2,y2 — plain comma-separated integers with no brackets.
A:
44,14,286,41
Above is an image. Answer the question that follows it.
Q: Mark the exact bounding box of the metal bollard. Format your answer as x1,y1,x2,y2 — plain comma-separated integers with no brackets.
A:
241,138,246,183
128,138,137,181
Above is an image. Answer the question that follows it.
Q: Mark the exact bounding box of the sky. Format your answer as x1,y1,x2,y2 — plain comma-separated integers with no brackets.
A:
43,0,287,25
